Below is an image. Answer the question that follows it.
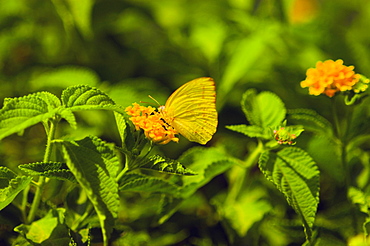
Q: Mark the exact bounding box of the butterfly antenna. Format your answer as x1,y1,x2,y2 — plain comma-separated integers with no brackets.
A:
139,95,161,106
147,95,161,106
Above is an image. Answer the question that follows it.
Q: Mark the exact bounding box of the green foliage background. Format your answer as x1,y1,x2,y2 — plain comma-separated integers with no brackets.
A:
1,0,370,245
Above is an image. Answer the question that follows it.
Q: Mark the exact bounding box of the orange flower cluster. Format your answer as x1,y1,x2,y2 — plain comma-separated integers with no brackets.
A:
125,103,179,144
301,59,361,97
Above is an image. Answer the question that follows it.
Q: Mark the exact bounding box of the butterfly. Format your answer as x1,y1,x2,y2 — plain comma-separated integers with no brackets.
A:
159,77,218,145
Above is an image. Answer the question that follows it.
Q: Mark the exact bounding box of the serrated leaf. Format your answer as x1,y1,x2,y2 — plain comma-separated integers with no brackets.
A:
70,228,91,246
241,89,286,128
0,166,17,188
59,136,120,246
141,155,197,176
19,162,67,174
241,89,259,125
61,85,116,110
59,107,77,129
226,124,268,139
114,112,126,144
258,147,319,241
35,91,62,110
0,176,33,211
119,173,180,196
0,92,62,140
288,108,333,135
19,162,77,183
114,111,132,151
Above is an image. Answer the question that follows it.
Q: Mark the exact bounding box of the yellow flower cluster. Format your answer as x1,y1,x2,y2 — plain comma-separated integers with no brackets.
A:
125,103,179,144
301,59,361,97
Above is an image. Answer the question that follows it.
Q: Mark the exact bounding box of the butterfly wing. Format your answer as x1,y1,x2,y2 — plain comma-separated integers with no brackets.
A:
164,77,218,144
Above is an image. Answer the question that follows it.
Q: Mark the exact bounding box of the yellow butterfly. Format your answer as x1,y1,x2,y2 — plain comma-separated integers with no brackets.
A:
159,77,218,145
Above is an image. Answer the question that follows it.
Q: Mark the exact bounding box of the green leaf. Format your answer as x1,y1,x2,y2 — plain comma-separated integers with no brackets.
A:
141,155,197,176
306,135,343,182
348,186,368,214
30,66,99,89
14,208,70,245
347,98,370,140
0,91,61,140
345,75,370,105
213,188,272,237
114,228,151,246
114,112,126,145
179,147,237,196
61,85,116,110
288,108,333,135
59,136,120,246
70,228,91,246
364,217,370,241
182,159,236,198
114,111,133,151
0,166,17,187
241,89,286,128
258,147,320,241
35,91,62,109
0,175,33,211
59,107,77,129
241,89,259,125
19,162,77,183
273,123,305,145
119,173,180,196
157,195,184,225
158,147,237,224
226,124,268,139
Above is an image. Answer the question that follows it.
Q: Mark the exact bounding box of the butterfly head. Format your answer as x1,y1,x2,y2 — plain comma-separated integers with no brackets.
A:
158,105,165,112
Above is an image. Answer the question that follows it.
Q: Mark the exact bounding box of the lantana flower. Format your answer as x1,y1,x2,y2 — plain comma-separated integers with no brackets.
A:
273,125,304,145
300,59,361,97
125,103,179,144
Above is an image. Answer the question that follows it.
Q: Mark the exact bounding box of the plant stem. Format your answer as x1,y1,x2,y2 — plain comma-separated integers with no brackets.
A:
331,98,342,139
26,119,57,224
21,184,30,222
244,140,264,169
116,141,153,182
71,202,94,231
226,140,264,204
331,98,349,183
332,97,359,234
116,154,130,182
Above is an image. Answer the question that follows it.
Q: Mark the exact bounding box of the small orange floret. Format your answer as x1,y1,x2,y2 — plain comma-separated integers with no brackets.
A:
125,103,179,144
300,59,361,97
